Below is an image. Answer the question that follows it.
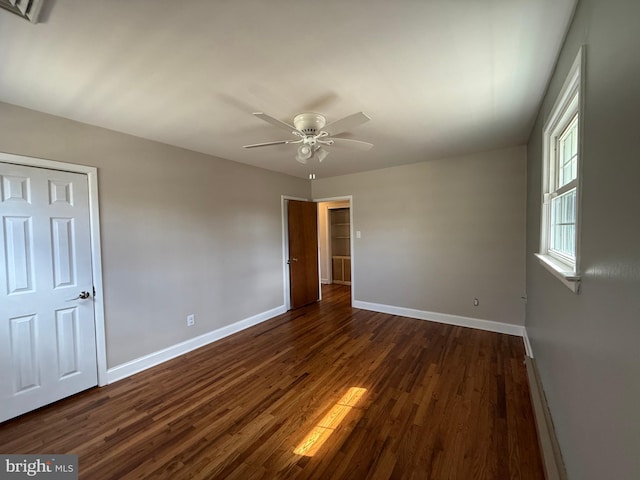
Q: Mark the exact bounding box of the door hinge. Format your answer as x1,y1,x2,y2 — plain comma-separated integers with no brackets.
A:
93,286,96,298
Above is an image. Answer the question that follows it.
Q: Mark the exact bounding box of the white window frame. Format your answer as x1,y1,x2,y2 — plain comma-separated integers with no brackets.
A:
536,47,585,293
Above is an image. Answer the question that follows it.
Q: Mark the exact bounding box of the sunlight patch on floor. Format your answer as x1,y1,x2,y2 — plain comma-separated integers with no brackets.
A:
294,387,367,456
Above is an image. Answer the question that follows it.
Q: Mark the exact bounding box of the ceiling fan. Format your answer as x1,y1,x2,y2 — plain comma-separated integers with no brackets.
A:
243,111,373,164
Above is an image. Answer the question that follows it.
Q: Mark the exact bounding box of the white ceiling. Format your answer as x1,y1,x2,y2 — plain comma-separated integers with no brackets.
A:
0,0,577,178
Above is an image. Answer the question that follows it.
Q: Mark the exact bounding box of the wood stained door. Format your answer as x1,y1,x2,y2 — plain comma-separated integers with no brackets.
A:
0,162,98,423
287,200,319,309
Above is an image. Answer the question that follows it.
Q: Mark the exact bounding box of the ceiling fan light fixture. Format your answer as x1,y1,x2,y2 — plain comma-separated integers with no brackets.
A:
297,144,313,162
298,144,311,155
315,147,329,163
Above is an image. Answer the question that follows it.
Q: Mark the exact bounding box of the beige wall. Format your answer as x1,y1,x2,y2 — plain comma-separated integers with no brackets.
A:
312,146,527,325
0,102,310,368
525,0,640,478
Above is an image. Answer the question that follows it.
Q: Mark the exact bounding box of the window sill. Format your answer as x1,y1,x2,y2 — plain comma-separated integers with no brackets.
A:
535,254,581,293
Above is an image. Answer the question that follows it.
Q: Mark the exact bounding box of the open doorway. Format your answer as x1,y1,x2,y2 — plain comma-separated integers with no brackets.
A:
281,196,353,310
317,198,353,303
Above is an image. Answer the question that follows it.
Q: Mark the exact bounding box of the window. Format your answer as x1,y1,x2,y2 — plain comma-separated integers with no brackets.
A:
537,48,584,293
550,115,578,260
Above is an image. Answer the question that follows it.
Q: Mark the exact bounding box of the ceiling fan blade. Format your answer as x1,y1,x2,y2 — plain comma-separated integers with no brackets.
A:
253,112,301,134
326,137,374,151
243,140,299,148
315,147,330,163
242,140,289,148
322,112,371,136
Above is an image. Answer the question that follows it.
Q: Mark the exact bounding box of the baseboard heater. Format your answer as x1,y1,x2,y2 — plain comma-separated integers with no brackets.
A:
525,356,568,480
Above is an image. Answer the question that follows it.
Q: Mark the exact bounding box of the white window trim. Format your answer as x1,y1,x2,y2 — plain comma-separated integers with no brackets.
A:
538,47,585,293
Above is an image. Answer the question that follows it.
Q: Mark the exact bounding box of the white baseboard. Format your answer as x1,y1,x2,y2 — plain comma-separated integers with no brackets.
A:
523,327,534,357
321,278,331,285
352,300,525,337
525,357,567,480
106,305,287,384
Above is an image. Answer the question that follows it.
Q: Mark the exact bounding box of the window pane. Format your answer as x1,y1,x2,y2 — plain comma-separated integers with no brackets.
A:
550,188,576,259
558,117,578,188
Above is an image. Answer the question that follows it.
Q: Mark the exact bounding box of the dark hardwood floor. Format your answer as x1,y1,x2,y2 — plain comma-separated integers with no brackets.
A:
0,284,544,479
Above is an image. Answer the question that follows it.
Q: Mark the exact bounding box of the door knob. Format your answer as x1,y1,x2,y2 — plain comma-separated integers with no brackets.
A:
67,291,91,301
287,257,298,265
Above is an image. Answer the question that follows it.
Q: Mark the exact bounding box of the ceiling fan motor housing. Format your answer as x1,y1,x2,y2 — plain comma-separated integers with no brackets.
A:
293,113,326,136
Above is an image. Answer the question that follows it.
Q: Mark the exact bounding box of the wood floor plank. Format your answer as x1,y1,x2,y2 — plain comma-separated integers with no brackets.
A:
0,284,544,479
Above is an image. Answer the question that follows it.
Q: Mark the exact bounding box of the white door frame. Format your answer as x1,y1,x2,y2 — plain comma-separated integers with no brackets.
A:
313,195,354,305
1,152,108,386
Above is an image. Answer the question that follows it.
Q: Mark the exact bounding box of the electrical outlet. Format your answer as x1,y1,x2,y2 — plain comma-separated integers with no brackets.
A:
186,314,195,327
473,298,479,307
